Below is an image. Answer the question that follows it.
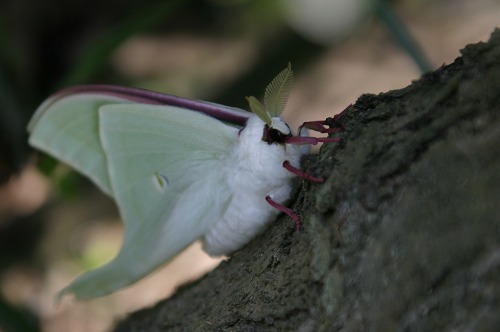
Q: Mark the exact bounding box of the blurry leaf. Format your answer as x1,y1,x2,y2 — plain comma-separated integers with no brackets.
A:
372,0,432,73
59,0,187,86
36,153,58,177
81,236,119,270
56,170,83,200
36,153,82,200
0,65,29,182
0,294,40,332
0,20,6,56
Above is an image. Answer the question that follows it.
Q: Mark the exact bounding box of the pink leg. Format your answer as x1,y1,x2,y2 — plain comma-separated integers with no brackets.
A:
334,103,351,120
266,195,302,230
276,106,350,229
298,103,351,134
299,120,344,134
282,161,325,183
287,107,348,146
285,135,341,145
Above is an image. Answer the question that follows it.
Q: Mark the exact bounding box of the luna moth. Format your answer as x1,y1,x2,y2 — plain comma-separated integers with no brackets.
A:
28,64,341,300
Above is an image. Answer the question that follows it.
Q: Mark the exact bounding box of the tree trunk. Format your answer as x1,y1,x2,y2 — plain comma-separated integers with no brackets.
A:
114,29,500,332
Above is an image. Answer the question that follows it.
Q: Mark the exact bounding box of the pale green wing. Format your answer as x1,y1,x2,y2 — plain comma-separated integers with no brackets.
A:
28,94,133,196
60,104,237,299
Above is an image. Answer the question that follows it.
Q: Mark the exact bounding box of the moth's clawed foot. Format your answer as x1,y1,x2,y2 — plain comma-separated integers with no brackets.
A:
287,106,349,146
294,219,303,232
299,120,343,134
300,104,350,135
329,103,351,128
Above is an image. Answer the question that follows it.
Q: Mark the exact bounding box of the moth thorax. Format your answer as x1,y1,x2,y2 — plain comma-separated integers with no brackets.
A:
262,117,292,145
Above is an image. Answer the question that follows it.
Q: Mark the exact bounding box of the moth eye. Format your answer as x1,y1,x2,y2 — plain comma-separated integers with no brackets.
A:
269,128,287,143
153,172,169,192
262,125,290,145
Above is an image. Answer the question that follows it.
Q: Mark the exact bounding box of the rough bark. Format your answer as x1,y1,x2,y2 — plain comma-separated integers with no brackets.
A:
114,29,500,331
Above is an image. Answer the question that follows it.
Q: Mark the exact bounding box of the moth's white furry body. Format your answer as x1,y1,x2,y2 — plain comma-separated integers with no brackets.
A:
203,115,305,256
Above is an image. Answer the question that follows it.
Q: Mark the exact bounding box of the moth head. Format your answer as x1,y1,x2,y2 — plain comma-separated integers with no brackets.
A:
246,63,294,145
262,117,292,145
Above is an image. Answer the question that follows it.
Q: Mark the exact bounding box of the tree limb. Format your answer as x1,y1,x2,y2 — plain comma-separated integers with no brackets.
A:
115,29,500,331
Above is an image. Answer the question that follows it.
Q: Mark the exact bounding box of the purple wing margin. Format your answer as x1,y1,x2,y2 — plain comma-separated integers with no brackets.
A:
44,84,251,126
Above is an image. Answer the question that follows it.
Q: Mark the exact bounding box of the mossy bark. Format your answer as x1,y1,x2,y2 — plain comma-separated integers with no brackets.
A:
114,29,500,331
